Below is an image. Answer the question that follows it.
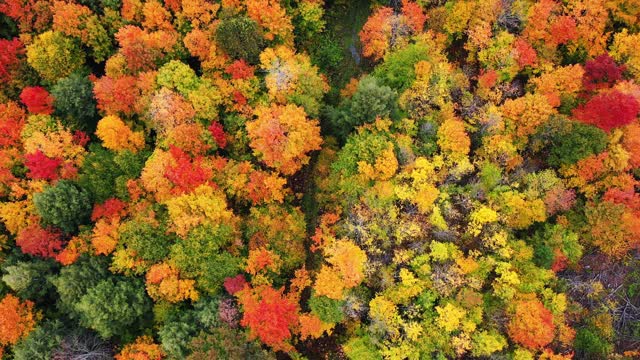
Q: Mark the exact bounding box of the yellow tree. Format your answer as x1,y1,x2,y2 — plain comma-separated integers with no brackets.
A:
96,115,145,152
115,335,164,360
164,185,237,238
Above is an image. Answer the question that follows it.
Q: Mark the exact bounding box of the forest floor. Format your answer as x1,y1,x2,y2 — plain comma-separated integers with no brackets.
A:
298,0,372,241
323,0,372,89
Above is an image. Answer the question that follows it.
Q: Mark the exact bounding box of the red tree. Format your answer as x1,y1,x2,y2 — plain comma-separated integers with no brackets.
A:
401,0,426,33
0,0,52,32
514,38,537,68
573,90,640,132
164,145,213,194
237,285,299,351
16,223,64,259
19,86,54,114
93,75,141,116
73,130,90,147
359,1,425,61
224,274,248,295
0,38,24,82
225,59,255,80
115,25,177,72
583,54,626,91
91,198,127,221
208,122,227,149
360,7,395,61
24,150,61,180
548,16,577,46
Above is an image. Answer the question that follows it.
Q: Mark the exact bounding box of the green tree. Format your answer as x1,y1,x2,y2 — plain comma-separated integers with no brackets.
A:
215,17,265,64
50,256,111,319
156,60,201,97
79,145,149,203
33,180,92,234
187,326,275,360
308,295,345,323
75,277,151,340
329,76,397,139
2,259,57,300
169,224,241,295
343,336,383,360
574,327,613,360
373,43,430,91
293,0,325,45
159,312,198,359
11,320,65,360
536,117,608,167
118,219,175,263
50,72,98,132
78,145,121,203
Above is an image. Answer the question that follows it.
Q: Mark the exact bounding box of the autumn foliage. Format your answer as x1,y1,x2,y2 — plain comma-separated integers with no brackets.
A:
508,299,556,350
96,115,145,152
0,294,38,347
0,38,24,82
115,335,165,360
359,1,426,61
573,90,640,132
19,86,54,114
0,0,639,358
16,223,64,259
247,104,322,175
236,285,299,351
583,54,626,91
24,150,61,180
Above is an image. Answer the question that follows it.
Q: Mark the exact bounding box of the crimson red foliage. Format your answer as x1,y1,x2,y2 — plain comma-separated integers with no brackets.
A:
583,54,626,91
224,274,248,295
225,60,255,80
19,86,54,114
24,150,62,180
16,223,64,258
0,38,24,82
72,130,90,147
164,145,213,194
573,90,640,132
0,101,26,148
91,198,127,221
208,122,227,149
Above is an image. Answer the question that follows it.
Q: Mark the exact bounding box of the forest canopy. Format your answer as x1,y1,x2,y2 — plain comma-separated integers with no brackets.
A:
0,0,640,359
